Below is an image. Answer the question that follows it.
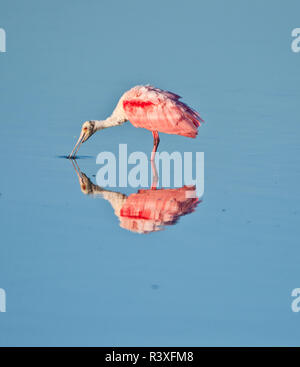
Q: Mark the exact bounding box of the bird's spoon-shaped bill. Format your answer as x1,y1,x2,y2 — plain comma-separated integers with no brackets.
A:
68,132,85,158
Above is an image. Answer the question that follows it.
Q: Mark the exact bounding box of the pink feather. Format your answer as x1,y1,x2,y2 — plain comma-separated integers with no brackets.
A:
123,85,203,138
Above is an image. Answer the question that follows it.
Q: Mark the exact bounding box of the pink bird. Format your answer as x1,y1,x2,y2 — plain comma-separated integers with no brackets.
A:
69,85,204,159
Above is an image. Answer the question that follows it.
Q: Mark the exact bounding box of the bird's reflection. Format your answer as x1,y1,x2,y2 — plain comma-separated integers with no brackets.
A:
71,159,200,234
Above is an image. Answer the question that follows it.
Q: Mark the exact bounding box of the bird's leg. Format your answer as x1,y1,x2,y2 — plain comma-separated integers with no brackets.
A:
151,131,160,161
151,158,158,190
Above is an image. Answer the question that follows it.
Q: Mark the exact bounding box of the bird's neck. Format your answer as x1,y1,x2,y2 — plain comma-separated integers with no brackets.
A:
94,110,127,131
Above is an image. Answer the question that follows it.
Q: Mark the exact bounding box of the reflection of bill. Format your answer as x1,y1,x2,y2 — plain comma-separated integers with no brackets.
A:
71,160,200,234
0,288,6,312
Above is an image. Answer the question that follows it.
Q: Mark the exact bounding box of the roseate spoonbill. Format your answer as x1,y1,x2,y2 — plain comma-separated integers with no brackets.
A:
69,85,204,159
71,159,200,234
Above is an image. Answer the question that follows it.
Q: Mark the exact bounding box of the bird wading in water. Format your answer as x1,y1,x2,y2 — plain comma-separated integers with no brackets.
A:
69,85,204,160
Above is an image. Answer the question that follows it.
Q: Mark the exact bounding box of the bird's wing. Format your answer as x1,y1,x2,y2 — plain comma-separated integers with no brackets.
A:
123,85,203,137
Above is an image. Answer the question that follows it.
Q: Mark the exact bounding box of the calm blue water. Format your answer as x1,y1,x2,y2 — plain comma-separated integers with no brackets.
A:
0,0,300,346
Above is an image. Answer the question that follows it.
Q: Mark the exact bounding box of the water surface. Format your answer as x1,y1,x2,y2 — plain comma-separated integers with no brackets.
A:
0,0,300,346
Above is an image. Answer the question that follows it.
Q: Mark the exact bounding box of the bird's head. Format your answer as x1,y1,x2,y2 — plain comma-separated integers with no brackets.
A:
69,121,96,158
79,173,94,195
80,120,96,142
